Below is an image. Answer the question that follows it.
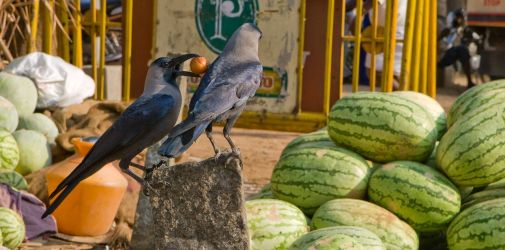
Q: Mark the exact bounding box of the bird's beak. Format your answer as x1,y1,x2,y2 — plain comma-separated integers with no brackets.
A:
170,53,201,78
176,71,201,78
169,53,199,67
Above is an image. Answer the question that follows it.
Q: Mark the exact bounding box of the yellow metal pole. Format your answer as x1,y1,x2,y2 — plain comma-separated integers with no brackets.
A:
122,0,133,102
91,0,98,98
420,0,429,94
323,0,335,115
297,0,307,114
428,0,437,98
29,0,40,53
409,0,424,91
98,0,107,100
73,0,83,68
335,0,346,100
42,0,54,54
369,0,378,91
381,0,398,92
400,0,417,90
57,0,70,61
351,0,363,92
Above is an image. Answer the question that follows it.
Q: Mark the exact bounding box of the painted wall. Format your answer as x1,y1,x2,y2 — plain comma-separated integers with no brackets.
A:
153,0,301,114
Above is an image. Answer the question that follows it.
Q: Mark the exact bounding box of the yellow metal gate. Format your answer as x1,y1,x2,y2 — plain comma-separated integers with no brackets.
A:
236,0,438,132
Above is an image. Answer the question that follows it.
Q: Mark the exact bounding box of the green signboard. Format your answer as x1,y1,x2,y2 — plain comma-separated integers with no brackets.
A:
195,0,259,54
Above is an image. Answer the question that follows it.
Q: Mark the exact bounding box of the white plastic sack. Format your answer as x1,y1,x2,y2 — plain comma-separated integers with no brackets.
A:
4,52,95,109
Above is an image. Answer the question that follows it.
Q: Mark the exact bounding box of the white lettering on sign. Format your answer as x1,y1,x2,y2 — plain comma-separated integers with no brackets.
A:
210,0,244,41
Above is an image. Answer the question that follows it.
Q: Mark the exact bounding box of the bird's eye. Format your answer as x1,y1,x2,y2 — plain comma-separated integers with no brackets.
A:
161,61,169,68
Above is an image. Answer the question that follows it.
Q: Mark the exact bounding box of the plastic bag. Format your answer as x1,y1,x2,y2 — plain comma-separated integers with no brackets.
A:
4,52,95,109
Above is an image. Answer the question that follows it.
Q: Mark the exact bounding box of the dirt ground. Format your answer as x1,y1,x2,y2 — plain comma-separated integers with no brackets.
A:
177,79,468,194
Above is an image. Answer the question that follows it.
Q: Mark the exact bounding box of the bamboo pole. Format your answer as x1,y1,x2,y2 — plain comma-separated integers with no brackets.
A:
29,0,40,53
42,0,54,54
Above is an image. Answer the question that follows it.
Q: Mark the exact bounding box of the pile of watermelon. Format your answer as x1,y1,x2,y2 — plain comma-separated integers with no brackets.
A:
246,80,505,250
0,207,25,249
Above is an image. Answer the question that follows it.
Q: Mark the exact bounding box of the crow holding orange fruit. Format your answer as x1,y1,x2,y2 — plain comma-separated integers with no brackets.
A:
159,23,263,158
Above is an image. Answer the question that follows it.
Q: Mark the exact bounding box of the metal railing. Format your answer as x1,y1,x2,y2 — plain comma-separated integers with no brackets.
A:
237,0,438,132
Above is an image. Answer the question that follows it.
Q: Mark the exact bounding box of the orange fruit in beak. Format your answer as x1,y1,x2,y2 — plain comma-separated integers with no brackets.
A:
190,57,209,75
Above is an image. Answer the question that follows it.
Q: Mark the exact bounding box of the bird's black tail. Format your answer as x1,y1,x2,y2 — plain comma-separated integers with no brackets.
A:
42,180,80,218
42,158,105,218
158,122,210,158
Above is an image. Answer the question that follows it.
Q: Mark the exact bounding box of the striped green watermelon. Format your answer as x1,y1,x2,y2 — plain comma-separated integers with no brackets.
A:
328,92,437,163
485,178,505,190
246,199,309,250
289,226,385,250
447,79,505,127
392,91,447,139
311,199,418,250
0,170,27,190
368,161,461,232
289,232,365,250
0,130,19,171
461,188,505,210
0,207,25,249
271,145,372,214
436,103,505,186
282,129,335,154
447,197,505,249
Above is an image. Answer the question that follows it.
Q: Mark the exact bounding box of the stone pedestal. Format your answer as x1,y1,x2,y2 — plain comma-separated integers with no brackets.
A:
143,153,249,250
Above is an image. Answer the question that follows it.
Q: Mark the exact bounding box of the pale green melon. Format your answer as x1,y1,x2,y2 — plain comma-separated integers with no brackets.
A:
13,130,51,175
0,97,18,133
0,72,37,115
18,113,58,144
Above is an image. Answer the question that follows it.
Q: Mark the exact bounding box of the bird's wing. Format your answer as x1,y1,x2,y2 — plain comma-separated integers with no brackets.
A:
47,94,176,201
168,62,262,138
85,93,176,161
235,63,263,98
188,57,220,111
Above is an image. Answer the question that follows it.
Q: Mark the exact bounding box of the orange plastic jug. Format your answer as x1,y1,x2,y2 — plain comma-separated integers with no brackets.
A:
45,137,128,236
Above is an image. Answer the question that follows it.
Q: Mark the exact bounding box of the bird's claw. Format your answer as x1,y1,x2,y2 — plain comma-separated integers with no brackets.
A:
225,151,242,167
142,181,159,197
213,148,222,161
231,147,241,156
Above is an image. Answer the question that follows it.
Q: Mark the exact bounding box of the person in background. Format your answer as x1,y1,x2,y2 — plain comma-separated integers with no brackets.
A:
438,8,479,89
347,0,408,90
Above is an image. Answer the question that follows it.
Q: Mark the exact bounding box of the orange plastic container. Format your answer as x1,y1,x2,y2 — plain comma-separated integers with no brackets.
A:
45,137,128,236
